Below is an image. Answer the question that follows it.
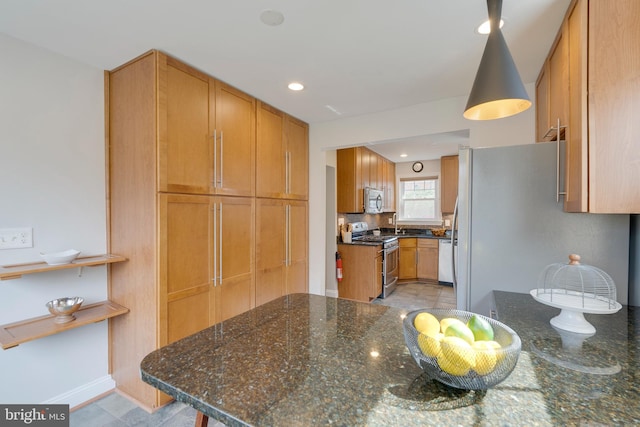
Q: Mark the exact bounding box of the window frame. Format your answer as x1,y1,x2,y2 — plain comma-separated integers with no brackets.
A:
398,176,441,223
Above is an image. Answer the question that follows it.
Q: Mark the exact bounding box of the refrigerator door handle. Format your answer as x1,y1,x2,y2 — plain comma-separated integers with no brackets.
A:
451,196,458,293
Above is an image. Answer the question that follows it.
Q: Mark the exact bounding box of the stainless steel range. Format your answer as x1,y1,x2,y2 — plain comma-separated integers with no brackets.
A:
349,222,399,298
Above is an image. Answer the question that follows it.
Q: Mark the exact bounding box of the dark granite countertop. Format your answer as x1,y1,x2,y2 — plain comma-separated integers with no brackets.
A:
140,292,639,426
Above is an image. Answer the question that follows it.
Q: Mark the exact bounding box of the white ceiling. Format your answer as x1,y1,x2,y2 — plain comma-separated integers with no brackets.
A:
0,0,569,161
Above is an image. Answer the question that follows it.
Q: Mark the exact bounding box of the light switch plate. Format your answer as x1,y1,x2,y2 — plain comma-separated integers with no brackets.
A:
0,228,33,249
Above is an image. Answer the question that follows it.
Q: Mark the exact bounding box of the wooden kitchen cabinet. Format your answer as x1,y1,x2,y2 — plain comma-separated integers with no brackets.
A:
157,53,256,197
255,198,308,306
337,243,383,303
536,0,640,213
382,158,396,212
440,155,458,214
399,238,439,281
337,147,395,213
417,239,439,281
108,50,258,410
399,238,417,280
256,101,309,200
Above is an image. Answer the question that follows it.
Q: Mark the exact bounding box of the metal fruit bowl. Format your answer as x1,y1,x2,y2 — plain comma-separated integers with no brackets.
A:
46,297,84,324
403,308,521,390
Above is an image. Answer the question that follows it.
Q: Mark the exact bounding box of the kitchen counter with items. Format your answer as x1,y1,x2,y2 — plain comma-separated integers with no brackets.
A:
140,292,639,426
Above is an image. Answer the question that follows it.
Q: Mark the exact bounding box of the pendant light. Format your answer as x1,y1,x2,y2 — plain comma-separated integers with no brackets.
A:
464,0,531,120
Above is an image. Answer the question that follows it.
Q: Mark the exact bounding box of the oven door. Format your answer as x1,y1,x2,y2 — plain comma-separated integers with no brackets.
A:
382,245,399,298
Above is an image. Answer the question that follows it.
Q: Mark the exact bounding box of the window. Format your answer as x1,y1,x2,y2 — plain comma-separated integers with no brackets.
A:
399,177,438,220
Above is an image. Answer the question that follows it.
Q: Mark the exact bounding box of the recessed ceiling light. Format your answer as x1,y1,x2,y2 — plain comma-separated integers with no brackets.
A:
260,9,285,26
400,153,408,158
476,18,504,35
288,82,304,91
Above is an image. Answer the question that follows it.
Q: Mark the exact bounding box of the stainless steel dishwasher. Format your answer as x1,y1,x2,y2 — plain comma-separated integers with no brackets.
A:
438,238,457,284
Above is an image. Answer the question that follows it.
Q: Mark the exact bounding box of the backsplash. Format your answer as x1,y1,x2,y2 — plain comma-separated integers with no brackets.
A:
338,212,454,235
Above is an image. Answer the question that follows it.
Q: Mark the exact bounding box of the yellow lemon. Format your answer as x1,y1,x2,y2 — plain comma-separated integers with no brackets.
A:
440,317,466,334
472,341,498,375
418,332,443,358
484,340,504,362
414,312,440,337
444,322,475,345
437,354,470,376
440,336,476,371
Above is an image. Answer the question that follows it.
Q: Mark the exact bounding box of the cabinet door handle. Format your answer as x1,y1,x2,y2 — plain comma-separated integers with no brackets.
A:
219,202,223,284
555,118,567,203
219,130,224,188
285,151,290,195
283,205,288,265
212,130,218,188
212,202,217,285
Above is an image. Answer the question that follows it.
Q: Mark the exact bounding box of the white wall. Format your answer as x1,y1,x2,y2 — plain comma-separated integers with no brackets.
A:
308,85,537,296
0,34,112,406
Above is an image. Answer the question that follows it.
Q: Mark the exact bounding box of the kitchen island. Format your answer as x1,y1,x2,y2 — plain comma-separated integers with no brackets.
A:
140,292,639,426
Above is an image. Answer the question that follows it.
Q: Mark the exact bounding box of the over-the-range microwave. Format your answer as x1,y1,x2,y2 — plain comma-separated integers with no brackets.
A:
364,187,384,214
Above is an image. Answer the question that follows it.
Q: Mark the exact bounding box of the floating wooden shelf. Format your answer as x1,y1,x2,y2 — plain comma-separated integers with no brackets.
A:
0,300,129,350
0,254,127,280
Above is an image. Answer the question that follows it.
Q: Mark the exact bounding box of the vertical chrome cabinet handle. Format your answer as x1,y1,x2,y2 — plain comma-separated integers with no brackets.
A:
556,118,567,203
287,205,291,266
212,130,218,189
219,130,224,188
212,202,217,286
219,202,223,283
283,205,288,265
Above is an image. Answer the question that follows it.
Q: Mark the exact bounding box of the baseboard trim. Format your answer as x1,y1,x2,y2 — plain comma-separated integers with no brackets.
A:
325,289,339,298
42,375,115,409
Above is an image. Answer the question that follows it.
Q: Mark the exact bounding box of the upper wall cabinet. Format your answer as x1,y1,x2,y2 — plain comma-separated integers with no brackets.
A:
535,0,640,213
158,55,256,197
337,147,395,213
440,155,458,215
256,101,309,200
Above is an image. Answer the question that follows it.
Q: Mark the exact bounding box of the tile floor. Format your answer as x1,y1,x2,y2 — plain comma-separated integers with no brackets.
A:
70,281,453,426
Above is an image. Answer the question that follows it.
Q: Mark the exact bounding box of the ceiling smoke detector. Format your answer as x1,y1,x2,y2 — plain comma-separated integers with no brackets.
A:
260,10,285,26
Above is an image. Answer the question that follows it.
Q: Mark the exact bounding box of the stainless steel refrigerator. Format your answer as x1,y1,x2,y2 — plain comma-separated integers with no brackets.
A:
453,143,630,316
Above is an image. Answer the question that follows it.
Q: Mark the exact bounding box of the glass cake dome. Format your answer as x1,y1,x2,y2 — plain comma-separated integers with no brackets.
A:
530,254,621,334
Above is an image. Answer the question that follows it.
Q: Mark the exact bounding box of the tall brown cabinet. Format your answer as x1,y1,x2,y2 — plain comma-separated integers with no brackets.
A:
107,50,308,410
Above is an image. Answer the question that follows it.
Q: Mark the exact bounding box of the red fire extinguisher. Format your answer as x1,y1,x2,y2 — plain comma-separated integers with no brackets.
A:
336,252,343,282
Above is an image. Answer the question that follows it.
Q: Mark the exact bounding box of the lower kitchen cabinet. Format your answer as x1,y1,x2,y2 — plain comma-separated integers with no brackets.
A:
399,238,439,281
337,243,383,303
255,198,308,306
399,238,417,279
417,239,439,280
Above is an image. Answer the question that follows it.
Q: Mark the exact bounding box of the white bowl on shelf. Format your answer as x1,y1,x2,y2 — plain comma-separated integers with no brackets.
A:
40,249,81,265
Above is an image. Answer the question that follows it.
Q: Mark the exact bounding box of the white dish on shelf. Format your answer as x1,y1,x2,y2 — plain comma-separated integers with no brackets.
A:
530,289,622,334
40,249,81,265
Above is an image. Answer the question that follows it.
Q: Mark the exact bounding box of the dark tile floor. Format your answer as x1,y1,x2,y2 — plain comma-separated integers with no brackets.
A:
71,281,453,426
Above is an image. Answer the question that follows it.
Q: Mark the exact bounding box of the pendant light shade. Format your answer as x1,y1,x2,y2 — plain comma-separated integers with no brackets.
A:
464,0,531,120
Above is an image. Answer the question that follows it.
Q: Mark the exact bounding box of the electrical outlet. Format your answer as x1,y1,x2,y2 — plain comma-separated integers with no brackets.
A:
388,218,393,224
0,228,33,249
338,218,345,226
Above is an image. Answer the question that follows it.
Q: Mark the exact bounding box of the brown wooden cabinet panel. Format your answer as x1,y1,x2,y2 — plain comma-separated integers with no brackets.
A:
256,102,309,200
256,199,308,306
160,56,213,195
214,196,255,323
440,155,458,214
286,201,309,294
285,116,309,200
159,194,213,346
214,83,256,197
399,238,417,280
337,243,382,303
417,239,439,281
